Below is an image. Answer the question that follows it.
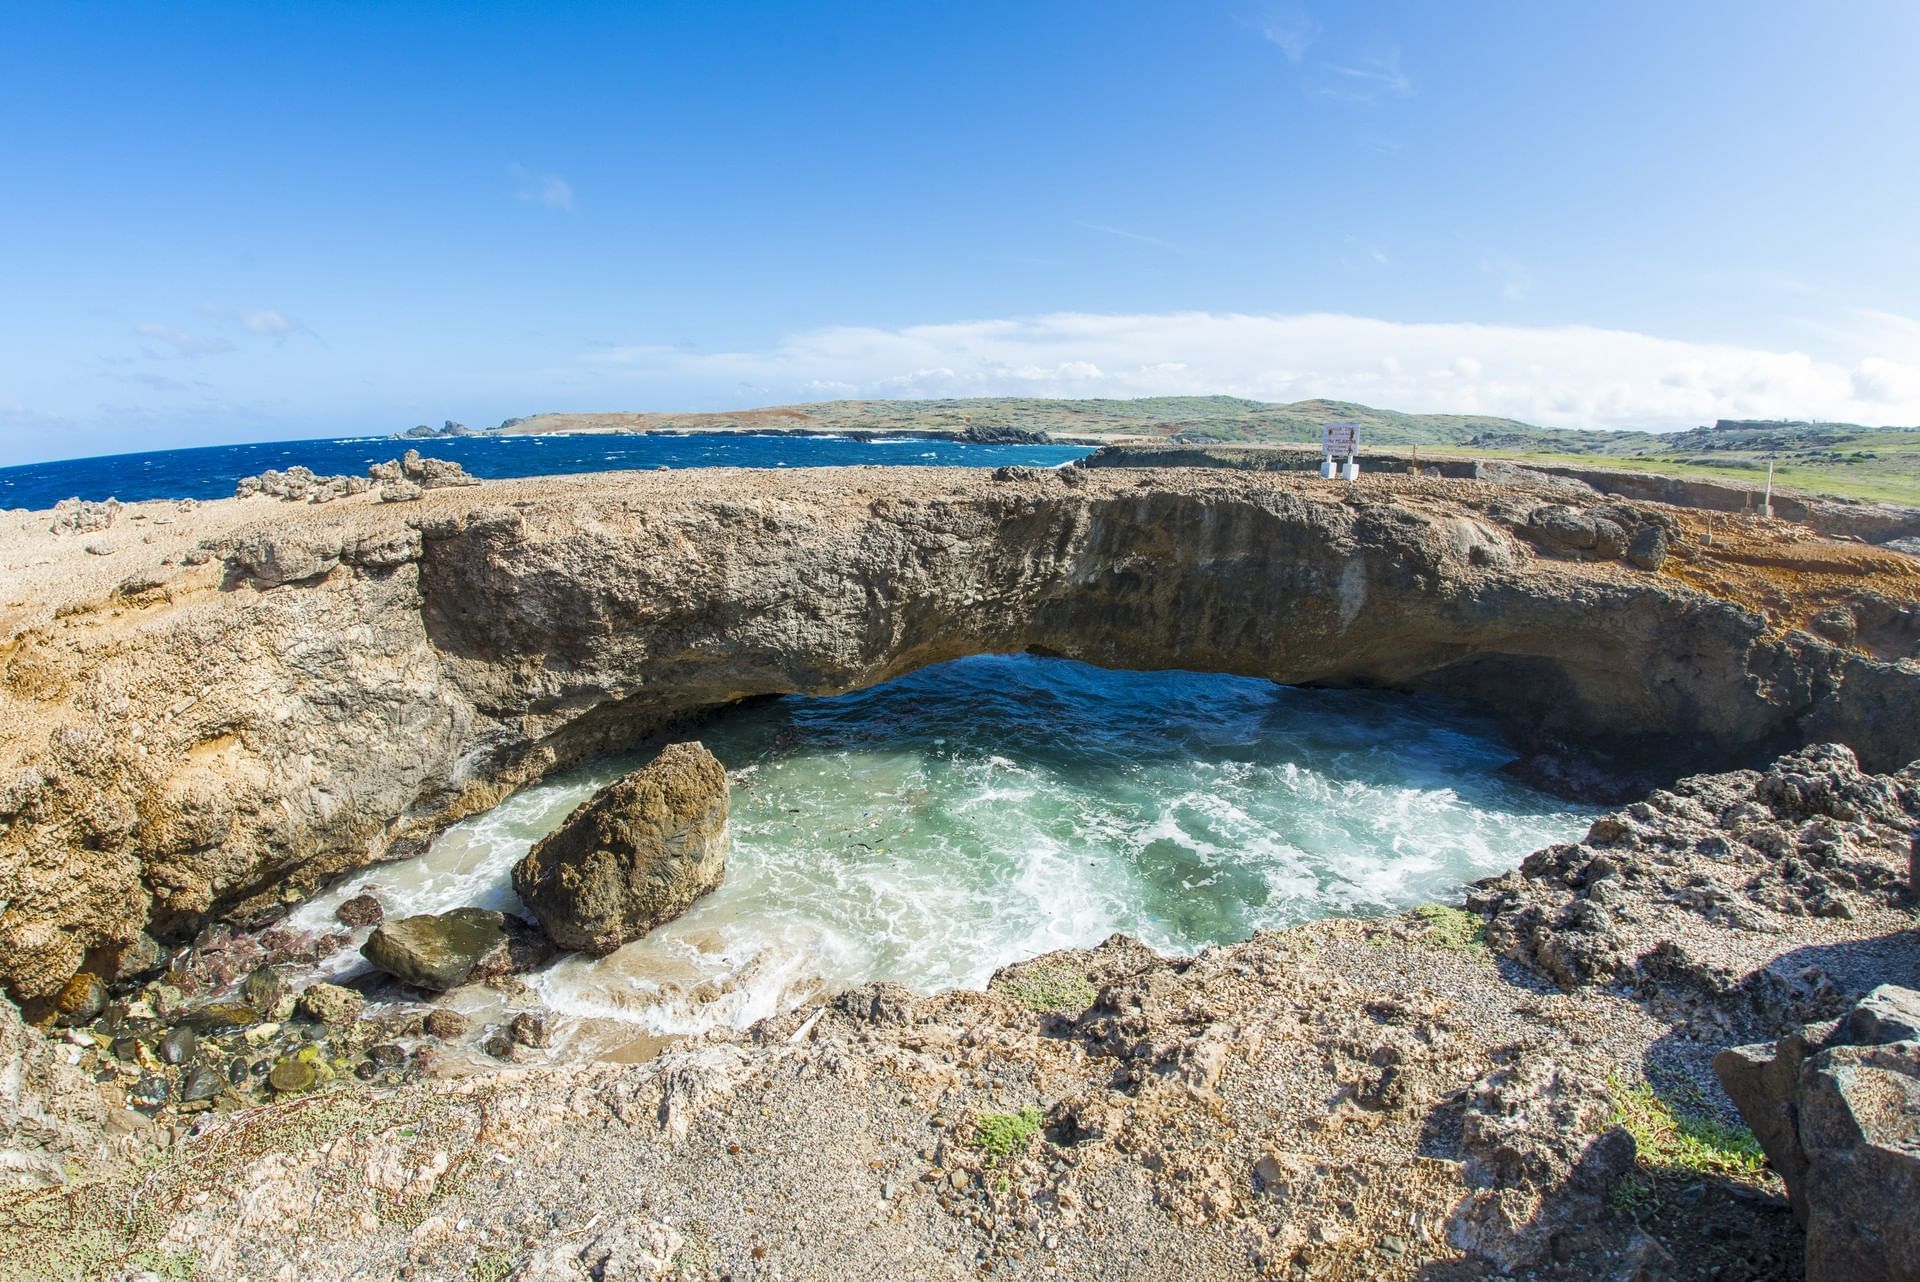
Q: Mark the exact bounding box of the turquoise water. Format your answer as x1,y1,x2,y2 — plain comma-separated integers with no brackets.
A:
293,656,1594,1056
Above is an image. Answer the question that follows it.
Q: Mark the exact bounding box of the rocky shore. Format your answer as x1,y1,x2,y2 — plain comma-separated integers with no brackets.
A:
2,464,1919,1280
3,742,1914,1281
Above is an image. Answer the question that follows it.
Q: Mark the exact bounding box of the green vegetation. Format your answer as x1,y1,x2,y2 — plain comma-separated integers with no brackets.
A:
998,961,1098,1013
495,397,1920,505
469,1247,516,1282
972,1106,1044,1162
1608,1075,1767,1178
1411,903,1489,955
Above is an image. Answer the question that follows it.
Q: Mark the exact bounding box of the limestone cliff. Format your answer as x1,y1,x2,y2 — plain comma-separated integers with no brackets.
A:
1,466,1917,999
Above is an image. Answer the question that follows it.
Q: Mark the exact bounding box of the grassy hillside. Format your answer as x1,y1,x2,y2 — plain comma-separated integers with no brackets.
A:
475,399,1920,506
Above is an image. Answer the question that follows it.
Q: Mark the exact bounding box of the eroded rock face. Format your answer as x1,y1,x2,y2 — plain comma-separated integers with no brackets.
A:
1446,1058,1636,1271
0,995,115,1189
512,742,729,955
1715,985,1920,1282
4,468,1920,999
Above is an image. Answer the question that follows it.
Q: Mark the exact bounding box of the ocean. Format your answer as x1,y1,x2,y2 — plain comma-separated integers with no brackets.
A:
0,432,1092,510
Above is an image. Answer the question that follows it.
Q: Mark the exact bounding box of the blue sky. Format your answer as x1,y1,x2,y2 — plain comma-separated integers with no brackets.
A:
3,1,1919,464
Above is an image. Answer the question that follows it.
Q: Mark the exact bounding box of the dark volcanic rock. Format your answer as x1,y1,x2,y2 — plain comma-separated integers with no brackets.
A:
513,742,730,955
1626,523,1670,570
959,424,1051,444
179,1064,222,1104
157,1025,196,1066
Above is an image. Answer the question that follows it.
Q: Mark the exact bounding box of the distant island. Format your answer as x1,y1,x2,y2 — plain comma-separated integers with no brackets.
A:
396,397,1920,505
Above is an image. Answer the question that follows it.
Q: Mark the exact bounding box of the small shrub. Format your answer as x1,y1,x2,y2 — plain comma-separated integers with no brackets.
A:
1411,904,1487,955
1607,1171,1658,1214
1607,1075,1765,1178
999,962,1097,1014
973,1106,1043,1162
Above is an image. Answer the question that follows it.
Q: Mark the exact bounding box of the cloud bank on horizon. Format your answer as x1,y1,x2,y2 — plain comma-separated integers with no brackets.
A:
589,308,1920,433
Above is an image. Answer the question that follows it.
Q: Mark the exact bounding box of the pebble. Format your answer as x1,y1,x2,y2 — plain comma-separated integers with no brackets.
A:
55,972,107,1024
241,965,284,1014
129,1074,170,1111
158,1025,197,1065
190,1001,259,1032
180,1065,222,1103
268,1060,317,1093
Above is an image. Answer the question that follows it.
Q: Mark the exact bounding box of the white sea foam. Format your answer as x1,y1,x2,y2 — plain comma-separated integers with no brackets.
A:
294,656,1594,1060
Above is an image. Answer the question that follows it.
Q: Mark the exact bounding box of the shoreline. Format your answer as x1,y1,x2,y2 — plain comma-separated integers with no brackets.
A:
4,464,1919,1279
7,741,1914,1280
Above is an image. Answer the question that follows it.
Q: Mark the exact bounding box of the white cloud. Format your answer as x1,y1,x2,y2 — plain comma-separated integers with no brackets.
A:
510,164,575,211
1075,220,1186,254
1853,356,1920,405
240,309,300,337
134,322,235,359
197,303,314,343
582,309,1920,431
1252,6,1318,62
1322,48,1414,101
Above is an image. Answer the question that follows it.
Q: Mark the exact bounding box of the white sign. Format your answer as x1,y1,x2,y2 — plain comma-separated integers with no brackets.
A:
1321,421,1359,454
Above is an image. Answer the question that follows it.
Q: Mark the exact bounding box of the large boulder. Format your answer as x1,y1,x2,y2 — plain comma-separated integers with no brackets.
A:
1714,984,1920,1282
512,742,729,955
360,907,551,991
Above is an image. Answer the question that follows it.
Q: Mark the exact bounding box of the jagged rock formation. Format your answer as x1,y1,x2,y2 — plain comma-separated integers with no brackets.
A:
235,450,479,504
1478,744,1919,1023
1715,985,1920,1282
512,741,730,955
3,468,1920,1001
45,497,121,535
1446,1058,1637,1271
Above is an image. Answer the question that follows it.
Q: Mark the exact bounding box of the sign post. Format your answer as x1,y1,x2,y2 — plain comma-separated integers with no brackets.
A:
1321,421,1360,481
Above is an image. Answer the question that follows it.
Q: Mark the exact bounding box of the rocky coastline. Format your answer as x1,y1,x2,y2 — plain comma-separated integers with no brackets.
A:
3,464,1919,1280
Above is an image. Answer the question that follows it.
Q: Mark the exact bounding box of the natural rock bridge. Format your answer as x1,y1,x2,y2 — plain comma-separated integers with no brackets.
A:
2,465,1918,998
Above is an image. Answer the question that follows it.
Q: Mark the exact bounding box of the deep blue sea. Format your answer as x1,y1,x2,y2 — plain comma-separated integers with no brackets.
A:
0,433,1090,510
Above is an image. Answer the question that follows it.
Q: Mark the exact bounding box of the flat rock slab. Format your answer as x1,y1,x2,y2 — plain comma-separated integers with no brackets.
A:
361,906,550,991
